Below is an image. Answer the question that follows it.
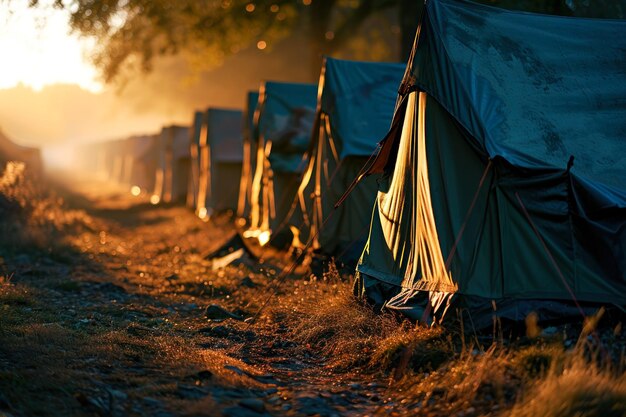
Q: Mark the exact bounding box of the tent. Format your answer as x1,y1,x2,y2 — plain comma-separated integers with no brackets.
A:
152,125,190,204
245,81,317,247
355,0,626,321
0,128,42,175
196,108,243,218
126,133,159,194
107,139,128,184
295,57,404,261
188,111,204,209
237,91,260,221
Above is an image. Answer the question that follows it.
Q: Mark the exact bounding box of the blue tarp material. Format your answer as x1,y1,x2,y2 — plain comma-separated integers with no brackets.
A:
207,108,243,163
259,82,317,173
409,0,626,193
321,58,405,158
247,91,259,140
357,0,626,308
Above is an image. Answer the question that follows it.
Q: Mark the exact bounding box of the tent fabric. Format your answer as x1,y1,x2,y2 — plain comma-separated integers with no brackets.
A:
237,91,260,218
153,125,190,203
259,82,317,174
296,57,404,258
404,0,626,192
357,0,626,314
188,111,204,208
207,109,244,163
247,81,316,240
205,108,244,212
127,134,159,193
320,58,405,158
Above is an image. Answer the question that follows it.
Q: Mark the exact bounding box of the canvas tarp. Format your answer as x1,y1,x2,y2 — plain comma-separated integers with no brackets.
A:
237,91,260,219
196,108,243,216
357,0,626,318
246,81,317,245
126,134,159,193
188,111,204,209
296,57,404,259
153,125,190,204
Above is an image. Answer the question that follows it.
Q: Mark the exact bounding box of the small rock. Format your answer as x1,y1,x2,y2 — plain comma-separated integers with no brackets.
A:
98,282,127,293
205,304,242,322
240,277,257,288
239,398,265,413
542,326,558,336
267,395,281,404
107,389,128,401
14,254,31,264
222,406,263,417
177,384,209,399
142,397,163,407
187,370,213,382
224,365,248,376
198,325,231,338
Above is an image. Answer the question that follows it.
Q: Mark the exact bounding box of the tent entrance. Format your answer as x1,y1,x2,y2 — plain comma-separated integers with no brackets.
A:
377,91,457,318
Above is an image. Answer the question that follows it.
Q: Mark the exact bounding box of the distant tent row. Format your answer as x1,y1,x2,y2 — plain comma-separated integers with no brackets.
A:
76,0,626,322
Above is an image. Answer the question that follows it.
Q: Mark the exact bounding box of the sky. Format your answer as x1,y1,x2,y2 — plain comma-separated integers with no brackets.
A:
0,0,102,93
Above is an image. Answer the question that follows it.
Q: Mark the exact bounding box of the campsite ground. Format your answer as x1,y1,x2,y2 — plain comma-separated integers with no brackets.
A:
0,167,625,417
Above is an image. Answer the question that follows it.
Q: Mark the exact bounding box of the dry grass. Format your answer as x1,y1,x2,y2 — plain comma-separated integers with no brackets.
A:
290,283,401,368
510,355,626,417
370,325,451,376
2,167,624,416
0,161,96,254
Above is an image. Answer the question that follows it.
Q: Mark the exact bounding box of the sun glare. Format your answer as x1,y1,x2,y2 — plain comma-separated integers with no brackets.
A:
0,1,102,93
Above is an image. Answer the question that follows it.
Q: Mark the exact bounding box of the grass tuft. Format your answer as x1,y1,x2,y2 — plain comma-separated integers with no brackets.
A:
510,355,626,417
290,284,400,368
370,325,451,376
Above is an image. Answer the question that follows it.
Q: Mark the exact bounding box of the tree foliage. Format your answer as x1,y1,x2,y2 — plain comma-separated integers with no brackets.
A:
24,0,626,85
24,0,402,83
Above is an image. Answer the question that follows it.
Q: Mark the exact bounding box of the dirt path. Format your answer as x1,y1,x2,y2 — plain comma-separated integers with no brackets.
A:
0,177,397,417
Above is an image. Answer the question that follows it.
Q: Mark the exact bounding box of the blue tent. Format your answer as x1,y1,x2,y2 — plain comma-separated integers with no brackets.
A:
246,81,317,246
356,0,626,321
237,91,260,219
296,57,404,259
188,111,204,209
196,108,243,217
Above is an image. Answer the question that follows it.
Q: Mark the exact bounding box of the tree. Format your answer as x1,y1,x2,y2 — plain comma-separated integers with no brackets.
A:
23,0,411,84
23,0,625,86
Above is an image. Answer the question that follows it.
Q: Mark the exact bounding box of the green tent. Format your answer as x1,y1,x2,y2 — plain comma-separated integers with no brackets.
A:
245,81,317,247
126,133,159,195
295,57,404,261
356,0,626,321
101,138,128,184
188,111,204,209
152,125,190,204
237,91,260,221
196,108,243,218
